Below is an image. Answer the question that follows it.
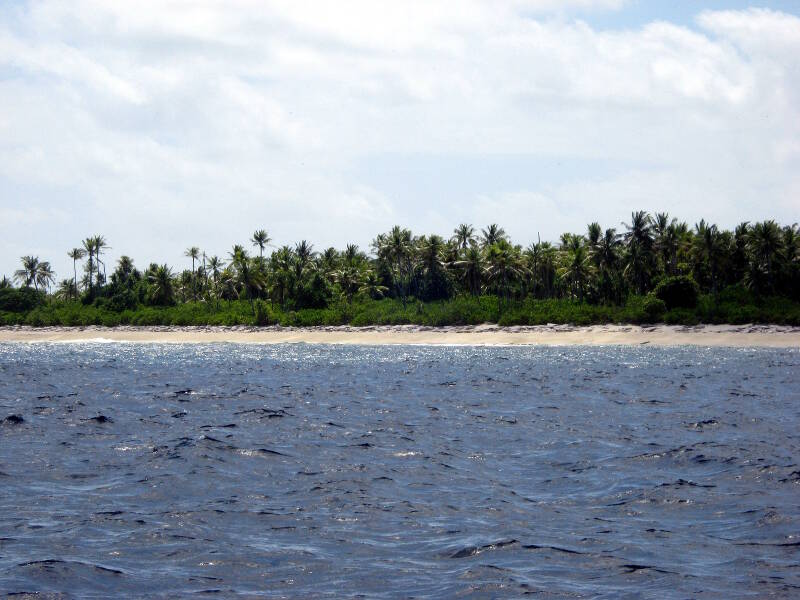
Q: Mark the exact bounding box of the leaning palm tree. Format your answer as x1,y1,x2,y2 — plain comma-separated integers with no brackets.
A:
14,256,40,289
251,229,271,259
67,248,86,299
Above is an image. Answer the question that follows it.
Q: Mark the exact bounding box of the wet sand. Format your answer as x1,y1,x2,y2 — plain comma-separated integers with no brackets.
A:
1,324,798,347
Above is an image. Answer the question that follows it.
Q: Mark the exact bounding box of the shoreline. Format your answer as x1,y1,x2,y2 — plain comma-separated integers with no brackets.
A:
0,324,798,347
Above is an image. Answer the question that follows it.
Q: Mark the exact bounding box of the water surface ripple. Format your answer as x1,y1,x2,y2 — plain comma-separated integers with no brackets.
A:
0,343,798,598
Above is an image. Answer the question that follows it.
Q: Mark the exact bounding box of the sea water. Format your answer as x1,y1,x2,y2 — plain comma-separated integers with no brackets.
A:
0,343,798,598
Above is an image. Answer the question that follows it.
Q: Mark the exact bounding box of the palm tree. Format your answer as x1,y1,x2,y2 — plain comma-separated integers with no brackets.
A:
237,257,265,312
358,270,388,300
692,220,724,295
484,239,525,303
67,248,86,299
454,245,484,296
335,264,365,303
747,220,784,293
622,211,655,294
55,279,77,302
14,256,40,289
559,244,591,302
452,224,475,250
378,226,413,304
481,224,507,248
652,212,677,275
269,246,294,307
251,229,271,259
147,265,174,305
184,246,200,300
343,244,362,266
36,261,55,293
82,237,97,295
185,247,200,272
294,240,315,280
92,235,109,284
207,256,224,285
594,228,622,303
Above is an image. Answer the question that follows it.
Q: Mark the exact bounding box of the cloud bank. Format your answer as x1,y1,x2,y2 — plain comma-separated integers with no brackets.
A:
1,1,798,277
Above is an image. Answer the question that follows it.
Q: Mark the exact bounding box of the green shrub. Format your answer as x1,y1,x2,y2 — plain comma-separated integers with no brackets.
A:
663,308,699,325
643,296,666,321
655,276,700,310
254,300,275,326
0,287,45,312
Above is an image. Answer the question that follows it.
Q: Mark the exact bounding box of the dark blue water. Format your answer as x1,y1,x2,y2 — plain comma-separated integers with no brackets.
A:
0,343,798,598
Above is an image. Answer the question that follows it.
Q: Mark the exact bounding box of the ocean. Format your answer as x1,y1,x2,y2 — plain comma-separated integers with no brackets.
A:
1,343,798,598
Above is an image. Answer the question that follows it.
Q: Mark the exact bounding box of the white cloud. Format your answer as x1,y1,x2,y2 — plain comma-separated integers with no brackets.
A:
0,1,798,278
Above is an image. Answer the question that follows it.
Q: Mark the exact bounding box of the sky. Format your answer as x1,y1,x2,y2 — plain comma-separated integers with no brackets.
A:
1,1,799,280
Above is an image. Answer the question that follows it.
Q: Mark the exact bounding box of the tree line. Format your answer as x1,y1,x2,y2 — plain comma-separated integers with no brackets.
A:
2,212,798,317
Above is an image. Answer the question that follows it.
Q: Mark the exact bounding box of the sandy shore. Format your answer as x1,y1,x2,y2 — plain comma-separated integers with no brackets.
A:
0,324,798,347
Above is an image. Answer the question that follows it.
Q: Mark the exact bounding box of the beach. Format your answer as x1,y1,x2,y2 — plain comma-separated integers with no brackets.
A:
0,324,798,346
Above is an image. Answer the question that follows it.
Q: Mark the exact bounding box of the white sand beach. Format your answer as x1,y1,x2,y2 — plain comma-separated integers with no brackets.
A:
0,324,798,347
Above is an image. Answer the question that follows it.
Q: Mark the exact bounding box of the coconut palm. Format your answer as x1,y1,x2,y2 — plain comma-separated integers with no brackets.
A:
184,246,200,300
147,264,174,305
92,235,109,284
452,224,476,250
622,211,655,294
594,228,622,303
377,226,413,303
82,237,97,295
484,239,525,302
185,247,200,272
454,245,484,296
358,270,388,300
559,245,591,302
36,261,55,293
692,220,724,295
747,220,784,293
207,256,224,285
335,264,365,303
481,224,507,248
67,248,86,299
294,240,315,280
251,229,271,259
14,256,40,289
55,279,77,302
269,246,294,306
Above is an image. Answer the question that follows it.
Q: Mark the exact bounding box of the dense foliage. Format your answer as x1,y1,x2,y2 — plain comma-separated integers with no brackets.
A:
2,212,799,326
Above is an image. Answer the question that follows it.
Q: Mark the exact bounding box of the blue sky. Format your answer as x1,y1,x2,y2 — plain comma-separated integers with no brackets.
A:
1,1,799,281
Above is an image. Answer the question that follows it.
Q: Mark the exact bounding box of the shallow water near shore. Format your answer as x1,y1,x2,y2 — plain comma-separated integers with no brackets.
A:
0,343,798,598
